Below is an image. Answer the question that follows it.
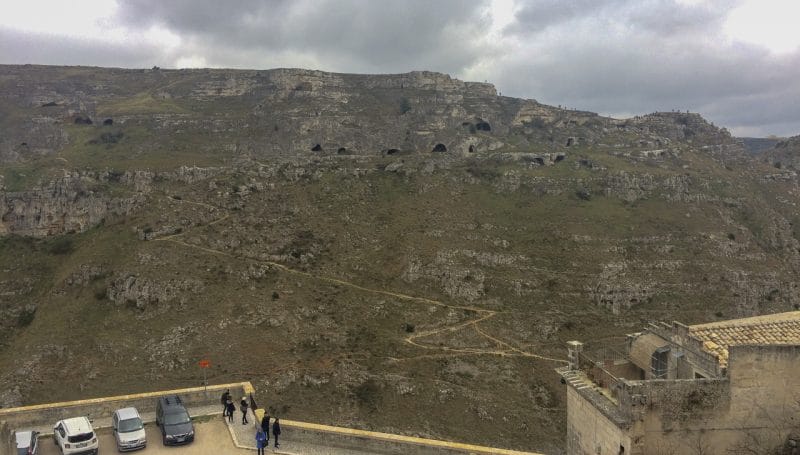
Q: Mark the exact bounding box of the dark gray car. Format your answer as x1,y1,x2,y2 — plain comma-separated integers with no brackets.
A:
155,395,195,445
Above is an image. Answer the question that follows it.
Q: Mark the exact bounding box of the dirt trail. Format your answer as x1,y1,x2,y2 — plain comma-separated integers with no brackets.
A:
154,197,567,364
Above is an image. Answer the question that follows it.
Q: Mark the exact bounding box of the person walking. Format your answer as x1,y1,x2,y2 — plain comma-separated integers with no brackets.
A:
225,399,235,423
261,413,271,446
273,417,281,448
255,428,267,455
220,389,231,415
240,396,249,425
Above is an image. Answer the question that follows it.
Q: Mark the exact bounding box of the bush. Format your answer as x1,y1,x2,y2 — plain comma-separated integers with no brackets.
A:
353,379,381,410
576,188,592,201
48,237,74,255
94,287,107,301
399,97,411,115
17,307,36,327
530,117,546,128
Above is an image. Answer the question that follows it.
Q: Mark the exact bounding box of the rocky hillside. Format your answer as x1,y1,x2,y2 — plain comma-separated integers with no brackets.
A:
761,135,800,170
1,65,798,453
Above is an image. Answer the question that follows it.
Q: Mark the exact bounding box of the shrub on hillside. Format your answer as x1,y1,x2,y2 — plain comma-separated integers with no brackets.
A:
48,237,74,255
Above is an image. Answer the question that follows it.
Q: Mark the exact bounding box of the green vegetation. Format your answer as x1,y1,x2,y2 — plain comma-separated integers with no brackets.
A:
98,92,188,116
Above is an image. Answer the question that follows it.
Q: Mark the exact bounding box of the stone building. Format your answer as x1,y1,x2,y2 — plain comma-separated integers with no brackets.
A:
558,311,800,454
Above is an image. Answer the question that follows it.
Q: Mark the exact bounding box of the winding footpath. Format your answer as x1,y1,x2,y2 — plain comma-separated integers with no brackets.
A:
154,195,567,365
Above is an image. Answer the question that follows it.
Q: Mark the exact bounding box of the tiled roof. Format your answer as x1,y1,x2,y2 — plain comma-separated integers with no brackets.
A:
689,311,800,368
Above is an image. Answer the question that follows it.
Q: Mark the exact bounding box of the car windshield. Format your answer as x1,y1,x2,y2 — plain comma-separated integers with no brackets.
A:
164,411,191,426
67,432,94,443
118,417,143,432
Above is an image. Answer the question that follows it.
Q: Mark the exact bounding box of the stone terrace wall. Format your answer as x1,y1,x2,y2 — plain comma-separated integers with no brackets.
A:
619,377,730,428
279,419,539,455
565,386,633,455
621,345,800,454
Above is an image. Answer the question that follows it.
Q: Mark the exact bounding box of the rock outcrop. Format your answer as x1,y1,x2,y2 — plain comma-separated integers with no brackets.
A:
0,172,143,237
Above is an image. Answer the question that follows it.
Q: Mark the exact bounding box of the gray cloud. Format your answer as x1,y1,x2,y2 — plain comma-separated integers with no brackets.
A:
114,0,494,74
0,28,160,68
0,0,798,136
497,0,800,136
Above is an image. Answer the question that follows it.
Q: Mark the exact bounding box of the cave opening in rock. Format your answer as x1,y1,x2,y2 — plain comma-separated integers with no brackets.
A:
469,144,476,153
565,137,574,147
387,148,400,155
311,144,322,151
103,118,113,126
337,147,347,154
432,143,447,152
476,121,491,131
555,154,565,163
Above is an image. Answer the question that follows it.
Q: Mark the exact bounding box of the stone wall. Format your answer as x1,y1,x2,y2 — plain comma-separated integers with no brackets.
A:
279,419,538,455
565,386,632,455
564,342,800,454
725,345,800,452
620,345,800,454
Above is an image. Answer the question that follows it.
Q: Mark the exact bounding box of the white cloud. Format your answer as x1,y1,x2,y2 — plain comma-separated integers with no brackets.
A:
0,0,119,39
723,0,800,54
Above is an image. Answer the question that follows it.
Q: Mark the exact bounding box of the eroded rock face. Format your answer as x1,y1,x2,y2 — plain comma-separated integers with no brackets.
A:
0,173,143,237
106,273,204,309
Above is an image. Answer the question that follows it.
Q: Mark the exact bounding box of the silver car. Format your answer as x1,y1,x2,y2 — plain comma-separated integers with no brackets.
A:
112,407,147,451
15,430,39,455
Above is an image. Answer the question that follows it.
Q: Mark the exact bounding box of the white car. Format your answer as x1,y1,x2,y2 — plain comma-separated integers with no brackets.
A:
53,417,98,455
112,407,147,451
15,429,39,455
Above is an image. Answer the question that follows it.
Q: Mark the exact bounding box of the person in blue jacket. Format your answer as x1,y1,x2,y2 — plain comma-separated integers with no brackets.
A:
255,427,267,455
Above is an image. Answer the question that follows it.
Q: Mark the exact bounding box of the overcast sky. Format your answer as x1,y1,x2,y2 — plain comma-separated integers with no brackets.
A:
1,0,799,137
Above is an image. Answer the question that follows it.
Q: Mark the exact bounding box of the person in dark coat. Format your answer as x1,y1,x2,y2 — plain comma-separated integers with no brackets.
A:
225,399,235,423
220,389,231,415
240,396,249,425
261,414,270,444
273,417,281,448
255,428,267,455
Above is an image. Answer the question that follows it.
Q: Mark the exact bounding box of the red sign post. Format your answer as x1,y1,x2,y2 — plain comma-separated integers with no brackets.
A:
199,359,210,390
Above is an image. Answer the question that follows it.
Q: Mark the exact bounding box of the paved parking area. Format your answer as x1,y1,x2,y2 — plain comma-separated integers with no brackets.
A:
38,418,251,455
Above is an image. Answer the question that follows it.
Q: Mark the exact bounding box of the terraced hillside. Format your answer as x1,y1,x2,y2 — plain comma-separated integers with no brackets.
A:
1,65,799,453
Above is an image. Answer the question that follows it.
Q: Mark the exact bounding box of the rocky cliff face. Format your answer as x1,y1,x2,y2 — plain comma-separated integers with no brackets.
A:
0,65,746,238
762,135,800,170
0,172,143,236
